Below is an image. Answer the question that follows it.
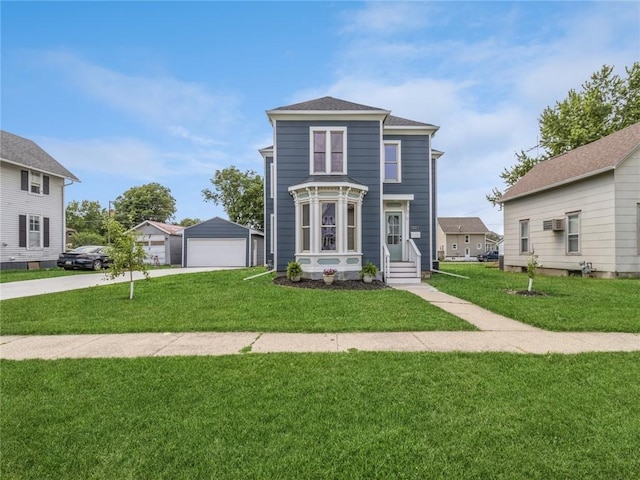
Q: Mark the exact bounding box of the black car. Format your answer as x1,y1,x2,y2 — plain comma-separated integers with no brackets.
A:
57,246,112,270
477,251,499,262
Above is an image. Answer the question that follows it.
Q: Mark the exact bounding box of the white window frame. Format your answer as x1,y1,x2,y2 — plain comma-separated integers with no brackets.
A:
347,203,357,252
269,163,274,199
566,212,580,254
28,213,42,249
451,243,458,251
519,220,529,253
476,243,482,250
383,141,401,183
464,235,470,244
309,127,347,175
30,171,43,195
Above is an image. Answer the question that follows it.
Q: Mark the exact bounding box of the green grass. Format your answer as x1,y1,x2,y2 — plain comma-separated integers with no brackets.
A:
0,268,473,335
428,263,640,332
2,352,639,479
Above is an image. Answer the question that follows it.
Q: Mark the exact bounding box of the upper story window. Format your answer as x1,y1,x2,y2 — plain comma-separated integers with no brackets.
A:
519,220,529,253
567,212,580,254
310,128,346,174
21,170,49,196
384,141,401,182
464,235,470,244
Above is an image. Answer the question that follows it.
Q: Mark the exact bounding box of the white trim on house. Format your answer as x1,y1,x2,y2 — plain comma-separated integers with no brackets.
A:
383,125,439,136
383,140,401,183
383,194,414,201
267,111,389,124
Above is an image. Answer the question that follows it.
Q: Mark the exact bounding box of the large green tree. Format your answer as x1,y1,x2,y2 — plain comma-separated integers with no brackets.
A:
113,183,177,229
488,62,640,206
66,200,107,235
202,166,264,230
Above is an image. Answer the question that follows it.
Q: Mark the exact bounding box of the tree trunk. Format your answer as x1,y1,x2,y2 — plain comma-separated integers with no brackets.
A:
528,277,533,292
129,268,134,300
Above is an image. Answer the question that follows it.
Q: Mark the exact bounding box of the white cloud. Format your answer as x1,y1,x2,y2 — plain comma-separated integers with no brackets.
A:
340,2,435,35
39,50,240,147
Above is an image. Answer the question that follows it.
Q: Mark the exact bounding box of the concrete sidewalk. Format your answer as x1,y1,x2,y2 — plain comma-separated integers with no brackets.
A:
2,282,639,359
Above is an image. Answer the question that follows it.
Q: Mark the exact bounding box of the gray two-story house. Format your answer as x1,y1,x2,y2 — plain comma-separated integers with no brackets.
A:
262,97,442,283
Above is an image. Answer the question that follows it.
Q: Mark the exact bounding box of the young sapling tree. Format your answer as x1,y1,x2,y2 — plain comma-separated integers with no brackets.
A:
103,217,149,300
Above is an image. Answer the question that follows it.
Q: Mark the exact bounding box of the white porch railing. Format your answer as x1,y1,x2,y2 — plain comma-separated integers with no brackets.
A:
383,244,390,282
407,239,421,279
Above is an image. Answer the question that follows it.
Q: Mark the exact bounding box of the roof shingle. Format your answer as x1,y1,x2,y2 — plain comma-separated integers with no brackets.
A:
501,122,640,202
438,217,489,234
272,96,385,112
0,130,80,181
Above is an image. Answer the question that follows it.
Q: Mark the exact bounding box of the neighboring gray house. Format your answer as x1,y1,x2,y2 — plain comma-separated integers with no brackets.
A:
262,96,442,283
437,217,491,260
1,130,80,270
501,122,640,278
128,220,184,265
182,216,264,268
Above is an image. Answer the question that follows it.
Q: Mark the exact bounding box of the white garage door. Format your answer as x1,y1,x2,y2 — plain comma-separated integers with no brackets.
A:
187,238,246,267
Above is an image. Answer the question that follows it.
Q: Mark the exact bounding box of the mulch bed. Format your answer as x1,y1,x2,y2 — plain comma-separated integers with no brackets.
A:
506,289,547,297
273,277,390,290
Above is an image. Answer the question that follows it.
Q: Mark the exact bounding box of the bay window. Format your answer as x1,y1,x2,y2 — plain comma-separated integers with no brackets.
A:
321,202,336,251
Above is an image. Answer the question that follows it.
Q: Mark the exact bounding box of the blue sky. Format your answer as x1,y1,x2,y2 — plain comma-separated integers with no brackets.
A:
2,1,638,234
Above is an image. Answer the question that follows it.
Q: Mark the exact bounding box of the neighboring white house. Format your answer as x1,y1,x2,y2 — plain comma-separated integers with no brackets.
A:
128,220,184,265
501,122,640,278
436,217,491,260
1,130,80,270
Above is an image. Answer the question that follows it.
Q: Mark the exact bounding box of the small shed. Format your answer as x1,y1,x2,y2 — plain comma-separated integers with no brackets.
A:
182,217,264,267
128,221,184,265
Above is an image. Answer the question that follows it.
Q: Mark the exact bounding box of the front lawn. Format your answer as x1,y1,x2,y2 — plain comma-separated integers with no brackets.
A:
0,268,473,335
2,352,639,479
428,263,640,332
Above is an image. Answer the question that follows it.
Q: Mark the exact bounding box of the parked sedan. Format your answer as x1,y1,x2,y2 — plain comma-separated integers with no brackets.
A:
57,246,112,270
477,251,499,262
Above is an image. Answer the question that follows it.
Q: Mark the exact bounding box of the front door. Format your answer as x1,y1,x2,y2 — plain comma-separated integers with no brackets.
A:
385,212,402,261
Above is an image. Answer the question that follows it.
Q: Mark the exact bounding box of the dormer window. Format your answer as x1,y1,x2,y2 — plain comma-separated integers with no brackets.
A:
310,127,346,174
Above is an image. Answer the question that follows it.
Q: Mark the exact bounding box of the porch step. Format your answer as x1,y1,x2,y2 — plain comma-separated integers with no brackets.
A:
386,261,421,284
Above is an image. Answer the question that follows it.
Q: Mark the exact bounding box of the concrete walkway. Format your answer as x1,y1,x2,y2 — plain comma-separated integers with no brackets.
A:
1,279,639,359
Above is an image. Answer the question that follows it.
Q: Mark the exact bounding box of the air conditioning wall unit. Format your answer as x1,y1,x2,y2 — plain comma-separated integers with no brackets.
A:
552,218,564,231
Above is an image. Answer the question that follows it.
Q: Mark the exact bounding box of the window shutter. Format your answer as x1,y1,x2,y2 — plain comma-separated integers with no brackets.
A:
19,215,27,247
43,175,50,195
21,171,28,191
44,217,50,247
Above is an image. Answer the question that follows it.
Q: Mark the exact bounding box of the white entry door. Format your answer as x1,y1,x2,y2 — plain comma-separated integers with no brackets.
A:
385,212,403,261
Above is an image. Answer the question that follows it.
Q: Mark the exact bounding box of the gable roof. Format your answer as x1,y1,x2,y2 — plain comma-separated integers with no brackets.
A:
128,220,184,235
501,122,640,202
438,217,489,234
0,130,80,181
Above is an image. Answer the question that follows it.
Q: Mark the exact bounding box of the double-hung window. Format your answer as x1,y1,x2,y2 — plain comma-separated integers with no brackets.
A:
519,220,529,253
301,204,310,251
567,212,580,254
311,128,346,174
21,170,49,195
347,203,356,251
384,141,401,182
29,214,42,249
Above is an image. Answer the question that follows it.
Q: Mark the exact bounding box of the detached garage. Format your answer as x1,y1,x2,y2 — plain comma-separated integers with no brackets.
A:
129,220,184,265
183,217,264,268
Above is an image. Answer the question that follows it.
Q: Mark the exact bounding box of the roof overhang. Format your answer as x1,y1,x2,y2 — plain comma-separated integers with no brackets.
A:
0,157,81,182
384,125,439,136
288,180,369,193
266,109,389,125
383,194,414,201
